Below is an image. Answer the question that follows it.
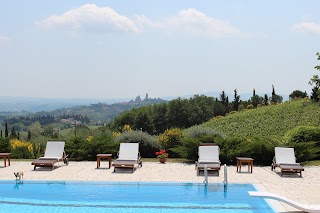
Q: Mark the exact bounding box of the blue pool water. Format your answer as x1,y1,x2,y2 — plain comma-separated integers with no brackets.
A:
0,181,274,212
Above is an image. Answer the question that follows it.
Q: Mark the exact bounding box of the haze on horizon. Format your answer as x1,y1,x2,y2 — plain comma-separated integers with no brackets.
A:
0,1,319,99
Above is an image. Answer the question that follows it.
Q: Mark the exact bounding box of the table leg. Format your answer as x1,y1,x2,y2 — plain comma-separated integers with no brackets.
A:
4,157,6,167
108,158,111,169
8,155,10,166
97,157,100,168
236,160,239,172
239,162,242,172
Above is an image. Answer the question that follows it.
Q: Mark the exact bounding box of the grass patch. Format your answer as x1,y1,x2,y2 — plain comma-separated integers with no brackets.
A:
302,160,320,166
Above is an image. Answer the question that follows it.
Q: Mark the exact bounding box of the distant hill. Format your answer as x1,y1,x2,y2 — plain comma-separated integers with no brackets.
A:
49,97,167,124
0,96,167,127
0,92,289,113
0,96,130,112
203,99,320,141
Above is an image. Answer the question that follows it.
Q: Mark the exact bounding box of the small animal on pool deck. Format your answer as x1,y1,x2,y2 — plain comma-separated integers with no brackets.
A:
14,171,24,180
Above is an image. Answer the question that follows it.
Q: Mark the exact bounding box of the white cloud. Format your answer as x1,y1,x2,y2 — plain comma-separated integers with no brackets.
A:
0,35,10,45
37,4,141,34
160,9,241,37
292,21,320,35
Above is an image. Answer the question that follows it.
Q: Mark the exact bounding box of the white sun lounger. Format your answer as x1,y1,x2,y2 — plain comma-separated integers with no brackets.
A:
195,145,221,175
248,191,320,213
272,147,304,177
113,143,142,172
31,141,69,170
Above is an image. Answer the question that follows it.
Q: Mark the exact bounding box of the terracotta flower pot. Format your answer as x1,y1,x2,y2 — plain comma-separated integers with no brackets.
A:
158,157,167,163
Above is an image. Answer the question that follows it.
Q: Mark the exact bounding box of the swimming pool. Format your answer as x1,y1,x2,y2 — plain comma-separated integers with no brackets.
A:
0,181,274,212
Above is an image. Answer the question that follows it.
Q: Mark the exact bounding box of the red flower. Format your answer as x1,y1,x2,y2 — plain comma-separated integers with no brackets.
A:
155,152,159,155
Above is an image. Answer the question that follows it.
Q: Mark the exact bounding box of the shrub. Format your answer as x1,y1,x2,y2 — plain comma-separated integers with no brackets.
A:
158,128,183,149
283,126,320,161
65,129,118,161
0,137,10,153
283,126,320,143
184,126,224,138
218,137,277,165
246,104,254,109
171,133,225,161
10,139,34,159
115,130,159,158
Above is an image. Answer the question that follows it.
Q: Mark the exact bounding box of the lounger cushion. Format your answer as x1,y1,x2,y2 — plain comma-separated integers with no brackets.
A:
274,147,296,164
198,146,220,163
118,143,139,161
44,141,65,158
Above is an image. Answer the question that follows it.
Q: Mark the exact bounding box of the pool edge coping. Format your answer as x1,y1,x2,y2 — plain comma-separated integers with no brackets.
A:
253,183,287,213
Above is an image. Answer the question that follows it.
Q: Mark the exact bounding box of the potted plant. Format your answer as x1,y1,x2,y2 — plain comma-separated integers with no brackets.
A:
155,150,169,163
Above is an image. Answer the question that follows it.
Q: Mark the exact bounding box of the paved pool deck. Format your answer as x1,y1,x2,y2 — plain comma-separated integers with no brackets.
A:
0,161,319,212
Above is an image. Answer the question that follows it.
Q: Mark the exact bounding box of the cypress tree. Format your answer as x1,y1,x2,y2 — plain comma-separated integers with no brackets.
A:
233,89,240,111
264,94,269,106
11,127,16,138
27,130,32,141
4,120,8,138
272,85,275,96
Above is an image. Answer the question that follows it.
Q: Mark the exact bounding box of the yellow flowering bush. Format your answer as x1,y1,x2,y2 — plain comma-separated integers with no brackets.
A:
122,124,132,132
112,132,121,138
158,128,183,149
10,139,34,158
85,135,94,142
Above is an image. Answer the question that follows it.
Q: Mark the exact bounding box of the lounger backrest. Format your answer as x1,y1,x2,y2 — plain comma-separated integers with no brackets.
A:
274,147,296,164
44,141,65,158
118,143,139,161
198,146,220,163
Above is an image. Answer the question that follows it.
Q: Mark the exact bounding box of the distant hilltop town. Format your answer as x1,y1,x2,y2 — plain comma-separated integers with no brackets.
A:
129,93,164,103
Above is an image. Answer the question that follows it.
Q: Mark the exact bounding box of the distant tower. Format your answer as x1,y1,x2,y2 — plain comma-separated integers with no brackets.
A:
135,95,141,102
145,93,149,101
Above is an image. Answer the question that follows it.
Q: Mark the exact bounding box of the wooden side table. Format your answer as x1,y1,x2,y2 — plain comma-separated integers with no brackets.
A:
236,157,254,173
96,154,112,169
0,153,11,167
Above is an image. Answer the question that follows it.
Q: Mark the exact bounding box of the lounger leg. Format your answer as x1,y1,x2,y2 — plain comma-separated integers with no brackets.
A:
34,166,36,170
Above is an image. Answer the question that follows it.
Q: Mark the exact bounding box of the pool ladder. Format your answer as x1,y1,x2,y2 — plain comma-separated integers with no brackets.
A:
204,164,208,185
203,164,228,186
223,164,228,186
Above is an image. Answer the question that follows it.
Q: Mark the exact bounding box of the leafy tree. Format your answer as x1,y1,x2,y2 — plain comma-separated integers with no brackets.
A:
134,108,152,133
213,101,227,116
309,52,320,101
251,95,263,108
151,103,168,134
270,85,283,104
289,90,308,100
28,121,44,138
219,90,227,107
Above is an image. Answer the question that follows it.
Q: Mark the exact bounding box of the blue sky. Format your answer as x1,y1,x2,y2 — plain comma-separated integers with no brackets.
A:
0,1,319,99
